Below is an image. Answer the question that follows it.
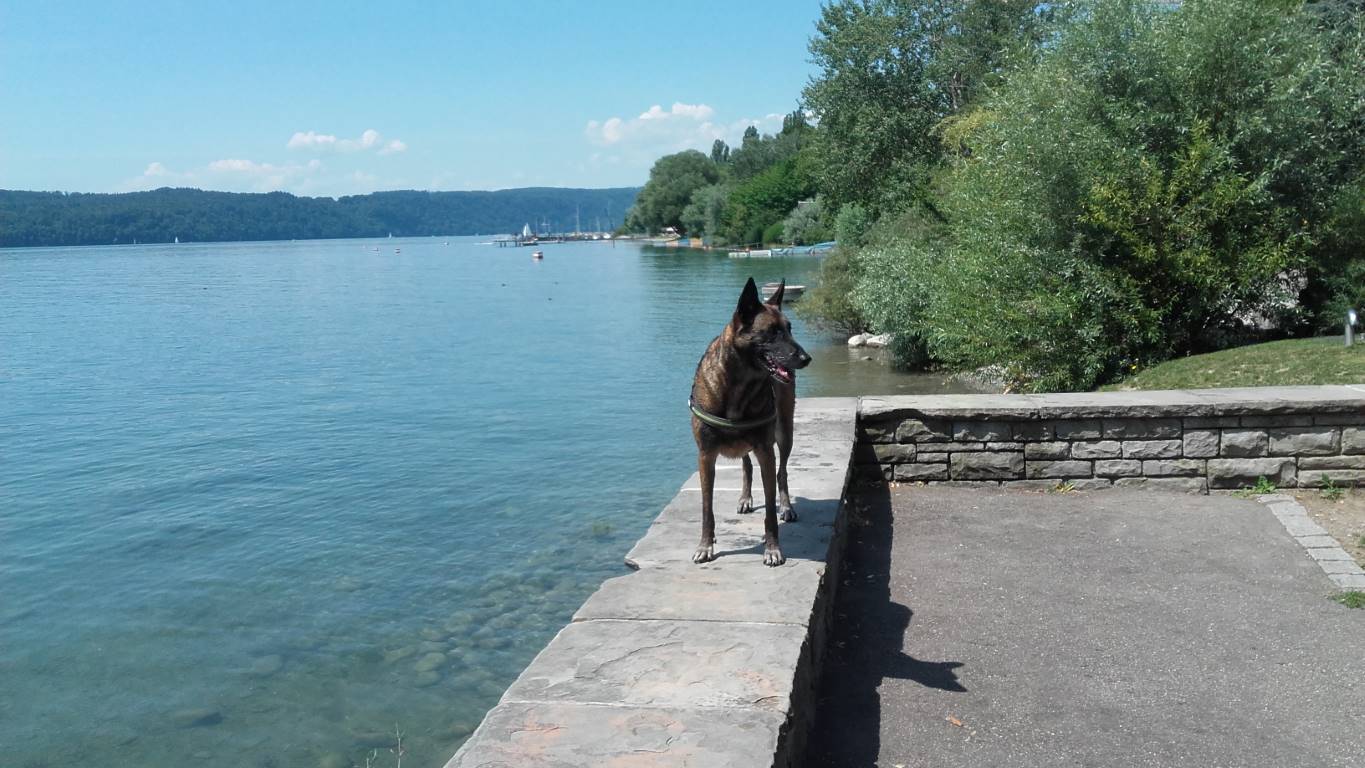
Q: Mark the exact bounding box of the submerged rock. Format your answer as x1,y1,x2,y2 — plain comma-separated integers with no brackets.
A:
247,654,284,677
414,651,447,673
474,634,509,651
333,576,366,592
444,612,476,634
382,645,417,665
170,707,223,728
476,679,508,699
317,752,350,768
414,670,443,687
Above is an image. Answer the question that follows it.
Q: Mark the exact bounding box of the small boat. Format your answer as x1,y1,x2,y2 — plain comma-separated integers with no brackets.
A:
532,250,544,260
763,282,805,301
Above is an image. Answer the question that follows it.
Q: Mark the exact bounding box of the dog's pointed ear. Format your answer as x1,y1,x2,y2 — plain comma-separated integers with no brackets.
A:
765,279,785,308
734,277,764,327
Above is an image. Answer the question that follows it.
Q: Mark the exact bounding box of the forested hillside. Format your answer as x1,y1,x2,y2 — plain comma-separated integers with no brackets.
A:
0,186,639,247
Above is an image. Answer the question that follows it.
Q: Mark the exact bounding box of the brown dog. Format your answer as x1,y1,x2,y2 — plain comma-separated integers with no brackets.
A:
689,277,811,566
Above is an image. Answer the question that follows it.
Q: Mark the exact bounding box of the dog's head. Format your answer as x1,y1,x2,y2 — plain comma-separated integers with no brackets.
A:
730,277,812,384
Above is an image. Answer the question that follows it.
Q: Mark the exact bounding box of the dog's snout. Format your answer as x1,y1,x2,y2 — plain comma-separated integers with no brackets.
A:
795,349,812,369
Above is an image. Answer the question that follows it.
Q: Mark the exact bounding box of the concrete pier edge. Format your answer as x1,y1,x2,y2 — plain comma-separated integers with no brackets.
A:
444,385,1363,767
444,397,859,768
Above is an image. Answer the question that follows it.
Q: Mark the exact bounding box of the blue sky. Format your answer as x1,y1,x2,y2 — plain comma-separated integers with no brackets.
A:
1,0,827,196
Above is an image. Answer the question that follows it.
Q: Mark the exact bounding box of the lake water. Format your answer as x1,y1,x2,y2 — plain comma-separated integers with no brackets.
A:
0,236,980,768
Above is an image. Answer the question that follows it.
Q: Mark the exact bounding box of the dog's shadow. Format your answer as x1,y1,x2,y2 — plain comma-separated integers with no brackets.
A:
712,496,842,562
806,476,966,766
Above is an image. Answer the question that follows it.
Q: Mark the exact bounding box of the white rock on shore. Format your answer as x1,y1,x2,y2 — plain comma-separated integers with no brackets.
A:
864,333,892,348
847,333,870,347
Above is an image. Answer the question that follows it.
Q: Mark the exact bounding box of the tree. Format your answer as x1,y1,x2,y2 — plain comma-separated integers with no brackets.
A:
623,150,721,234
680,184,731,241
729,126,776,182
722,156,816,245
802,0,1052,215
710,140,730,165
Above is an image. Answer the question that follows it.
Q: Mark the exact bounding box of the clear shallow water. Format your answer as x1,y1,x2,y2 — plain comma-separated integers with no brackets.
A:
0,237,978,768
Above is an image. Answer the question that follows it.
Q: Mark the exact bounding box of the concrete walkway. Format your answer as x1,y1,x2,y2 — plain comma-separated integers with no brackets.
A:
809,485,1365,768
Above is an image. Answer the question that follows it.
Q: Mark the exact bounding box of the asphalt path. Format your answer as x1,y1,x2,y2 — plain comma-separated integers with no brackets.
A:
808,485,1365,768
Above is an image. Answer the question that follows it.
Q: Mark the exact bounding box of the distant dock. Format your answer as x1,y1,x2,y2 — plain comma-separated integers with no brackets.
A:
494,232,614,248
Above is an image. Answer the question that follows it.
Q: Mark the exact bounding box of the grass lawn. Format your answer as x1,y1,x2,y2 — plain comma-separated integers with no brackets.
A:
1103,336,1365,391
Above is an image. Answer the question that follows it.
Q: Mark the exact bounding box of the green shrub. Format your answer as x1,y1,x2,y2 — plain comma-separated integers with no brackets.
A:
782,196,829,246
832,202,872,249
856,0,1364,391
762,220,786,245
797,244,868,336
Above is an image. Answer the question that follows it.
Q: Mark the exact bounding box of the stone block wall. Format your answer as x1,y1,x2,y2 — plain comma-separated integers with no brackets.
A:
858,386,1365,493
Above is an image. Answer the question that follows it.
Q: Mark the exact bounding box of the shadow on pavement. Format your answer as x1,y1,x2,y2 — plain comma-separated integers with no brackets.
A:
808,477,965,767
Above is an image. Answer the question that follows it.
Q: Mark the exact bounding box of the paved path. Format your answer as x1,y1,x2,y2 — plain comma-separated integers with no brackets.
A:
809,485,1365,768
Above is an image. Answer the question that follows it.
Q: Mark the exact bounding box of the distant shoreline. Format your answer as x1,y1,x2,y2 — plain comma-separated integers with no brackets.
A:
0,185,639,249
0,233,629,251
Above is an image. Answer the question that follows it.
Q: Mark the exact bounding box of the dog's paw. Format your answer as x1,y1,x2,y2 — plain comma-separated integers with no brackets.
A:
778,502,797,523
763,546,785,567
736,495,754,515
692,543,716,564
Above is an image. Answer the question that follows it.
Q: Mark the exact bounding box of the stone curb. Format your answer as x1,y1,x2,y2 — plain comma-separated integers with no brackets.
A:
443,398,858,768
857,385,1365,492
860,385,1365,420
1255,493,1365,591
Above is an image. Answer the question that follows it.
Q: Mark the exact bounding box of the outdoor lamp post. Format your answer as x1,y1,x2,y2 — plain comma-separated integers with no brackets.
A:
1348,309,1359,347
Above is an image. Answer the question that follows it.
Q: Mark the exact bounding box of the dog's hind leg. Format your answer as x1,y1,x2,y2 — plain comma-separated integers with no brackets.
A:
755,443,785,566
776,385,797,522
736,454,754,514
693,450,718,564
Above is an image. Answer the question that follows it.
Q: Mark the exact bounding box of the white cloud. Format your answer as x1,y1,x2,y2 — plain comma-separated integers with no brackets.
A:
286,131,338,150
123,157,326,193
287,128,406,154
585,102,784,154
581,102,789,184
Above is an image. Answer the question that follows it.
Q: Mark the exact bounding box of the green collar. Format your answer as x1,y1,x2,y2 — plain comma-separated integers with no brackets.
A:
688,396,776,431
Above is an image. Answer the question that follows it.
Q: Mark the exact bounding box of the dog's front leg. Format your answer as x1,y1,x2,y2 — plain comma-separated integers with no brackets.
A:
694,450,718,563
776,412,796,523
736,454,754,514
755,443,785,566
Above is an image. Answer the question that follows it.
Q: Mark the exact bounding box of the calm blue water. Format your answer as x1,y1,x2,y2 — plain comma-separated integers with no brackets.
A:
0,237,974,768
